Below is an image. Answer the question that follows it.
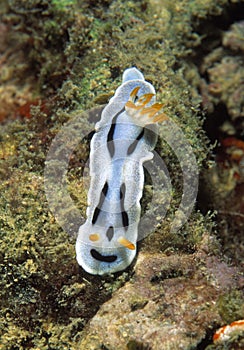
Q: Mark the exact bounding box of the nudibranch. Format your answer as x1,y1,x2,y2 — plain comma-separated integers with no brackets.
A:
76,67,167,275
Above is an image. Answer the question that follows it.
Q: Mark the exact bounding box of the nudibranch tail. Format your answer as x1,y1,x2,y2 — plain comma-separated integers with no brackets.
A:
125,86,167,126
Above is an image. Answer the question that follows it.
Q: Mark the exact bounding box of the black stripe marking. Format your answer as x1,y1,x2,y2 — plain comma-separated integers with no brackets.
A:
107,107,125,158
120,183,129,229
92,207,100,225
107,121,116,157
102,182,108,197
92,182,108,224
120,183,126,200
106,226,114,241
127,129,144,155
121,211,129,228
90,249,117,263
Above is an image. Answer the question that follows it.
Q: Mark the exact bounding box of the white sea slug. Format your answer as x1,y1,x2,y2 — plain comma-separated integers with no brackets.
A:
76,67,167,275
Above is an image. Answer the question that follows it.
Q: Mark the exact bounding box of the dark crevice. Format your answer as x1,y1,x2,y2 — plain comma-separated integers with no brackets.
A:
191,2,244,66
203,103,229,143
127,340,152,350
195,328,215,349
150,269,184,284
191,10,244,144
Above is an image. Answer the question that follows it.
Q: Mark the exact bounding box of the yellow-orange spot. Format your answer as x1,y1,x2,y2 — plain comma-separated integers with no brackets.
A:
89,233,100,241
118,237,135,250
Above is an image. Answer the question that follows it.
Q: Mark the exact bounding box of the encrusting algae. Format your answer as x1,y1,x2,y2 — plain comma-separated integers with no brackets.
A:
0,0,243,349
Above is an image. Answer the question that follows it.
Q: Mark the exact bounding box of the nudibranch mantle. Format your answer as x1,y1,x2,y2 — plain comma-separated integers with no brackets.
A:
76,67,167,275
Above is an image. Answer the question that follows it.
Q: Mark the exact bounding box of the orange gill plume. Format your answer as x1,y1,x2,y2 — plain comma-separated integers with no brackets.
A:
125,86,168,126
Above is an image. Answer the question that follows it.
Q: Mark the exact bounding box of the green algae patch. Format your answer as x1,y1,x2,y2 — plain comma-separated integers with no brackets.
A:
216,290,244,324
0,153,112,348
